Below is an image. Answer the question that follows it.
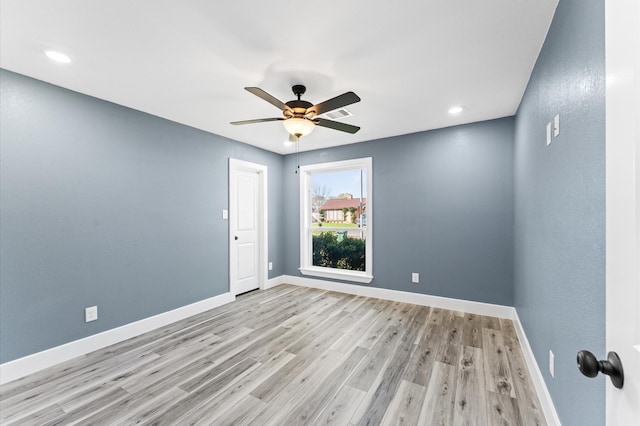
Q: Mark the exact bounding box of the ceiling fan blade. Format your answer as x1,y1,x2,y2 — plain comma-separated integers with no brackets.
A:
230,117,284,125
315,118,361,134
244,87,292,112
309,91,361,116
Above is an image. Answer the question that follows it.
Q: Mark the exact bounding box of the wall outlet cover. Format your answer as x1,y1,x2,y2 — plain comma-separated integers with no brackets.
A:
411,273,419,283
85,306,98,323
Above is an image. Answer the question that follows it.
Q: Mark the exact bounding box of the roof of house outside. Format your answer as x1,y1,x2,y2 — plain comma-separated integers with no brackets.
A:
319,198,367,211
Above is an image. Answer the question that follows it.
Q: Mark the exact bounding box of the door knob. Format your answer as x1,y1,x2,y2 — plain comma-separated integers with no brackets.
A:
577,350,624,389
234,236,238,240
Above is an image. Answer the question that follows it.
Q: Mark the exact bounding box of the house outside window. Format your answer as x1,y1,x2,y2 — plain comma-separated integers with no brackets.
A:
299,157,373,283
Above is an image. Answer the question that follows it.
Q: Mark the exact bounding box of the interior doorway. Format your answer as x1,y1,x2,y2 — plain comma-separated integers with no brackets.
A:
229,159,268,296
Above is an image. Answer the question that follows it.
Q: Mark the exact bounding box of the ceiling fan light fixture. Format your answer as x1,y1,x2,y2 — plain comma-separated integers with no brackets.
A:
283,117,315,138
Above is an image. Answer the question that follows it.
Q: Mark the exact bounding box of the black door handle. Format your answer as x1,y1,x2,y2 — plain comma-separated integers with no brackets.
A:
234,236,238,240
577,350,624,389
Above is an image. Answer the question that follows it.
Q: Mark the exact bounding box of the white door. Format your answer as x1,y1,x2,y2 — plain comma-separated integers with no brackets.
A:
605,0,640,423
229,159,268,296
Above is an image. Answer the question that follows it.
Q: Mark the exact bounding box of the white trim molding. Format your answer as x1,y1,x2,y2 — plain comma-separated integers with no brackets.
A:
299,157,373,283
0,292,234,385
265,275,287,290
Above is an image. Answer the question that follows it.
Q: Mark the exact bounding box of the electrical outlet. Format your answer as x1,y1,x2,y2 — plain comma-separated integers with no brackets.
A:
549,350,555,378
85,306,98,323
411,273,419,283
268,262,273,271
222,209,228,220
546,122,552,145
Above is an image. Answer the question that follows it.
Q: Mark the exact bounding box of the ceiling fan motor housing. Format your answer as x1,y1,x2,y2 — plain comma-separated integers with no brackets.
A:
284,99,314,119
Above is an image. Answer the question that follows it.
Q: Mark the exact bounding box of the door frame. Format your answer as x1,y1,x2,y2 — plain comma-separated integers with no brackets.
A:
605,0,639,423
229,158,268,295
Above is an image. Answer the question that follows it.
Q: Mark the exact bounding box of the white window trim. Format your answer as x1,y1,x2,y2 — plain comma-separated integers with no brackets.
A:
299,157,373,283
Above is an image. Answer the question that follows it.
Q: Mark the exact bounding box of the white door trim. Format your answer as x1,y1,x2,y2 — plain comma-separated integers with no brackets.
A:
229,158,268,294
605,0,640,423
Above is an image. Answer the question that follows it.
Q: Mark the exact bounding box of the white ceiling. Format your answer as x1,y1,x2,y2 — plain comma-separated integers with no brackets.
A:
0,0,558,154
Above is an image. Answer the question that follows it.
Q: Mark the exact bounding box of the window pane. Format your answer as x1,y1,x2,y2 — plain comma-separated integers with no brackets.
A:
311,169,367,228
312,230,367,271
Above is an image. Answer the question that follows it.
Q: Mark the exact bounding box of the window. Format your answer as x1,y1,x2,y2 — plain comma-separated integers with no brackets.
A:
299,157,373,283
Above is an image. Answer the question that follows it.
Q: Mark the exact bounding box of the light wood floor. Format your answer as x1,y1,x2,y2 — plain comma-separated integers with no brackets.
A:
0,284,546,425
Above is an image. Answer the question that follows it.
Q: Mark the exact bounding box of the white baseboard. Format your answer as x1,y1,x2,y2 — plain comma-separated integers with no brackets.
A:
280,275,514,318
281,274,559,425
0,292,234,385
264,275,286,290
512,311,562,426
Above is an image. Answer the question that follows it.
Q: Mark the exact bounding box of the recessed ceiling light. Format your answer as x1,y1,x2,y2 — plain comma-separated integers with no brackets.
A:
45,50,71,63
448,106,463,115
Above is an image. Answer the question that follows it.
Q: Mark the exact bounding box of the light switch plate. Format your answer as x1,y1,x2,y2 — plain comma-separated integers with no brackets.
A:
546,122,552,145
549,350,555,378
222,209,228,220
411,273,419,283
554,114,560,137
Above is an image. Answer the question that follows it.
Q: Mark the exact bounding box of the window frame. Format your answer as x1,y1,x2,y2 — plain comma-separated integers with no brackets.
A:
299,157,373,283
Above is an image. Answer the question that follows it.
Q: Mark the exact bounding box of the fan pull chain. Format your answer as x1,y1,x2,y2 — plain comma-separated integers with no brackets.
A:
295,140,300,174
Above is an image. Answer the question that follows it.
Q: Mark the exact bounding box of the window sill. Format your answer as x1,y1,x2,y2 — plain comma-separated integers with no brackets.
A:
299,267,373,284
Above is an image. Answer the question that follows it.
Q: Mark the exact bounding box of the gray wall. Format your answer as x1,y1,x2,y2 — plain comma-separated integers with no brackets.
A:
283,118,515,306
514,0,606,424
0,70,284,363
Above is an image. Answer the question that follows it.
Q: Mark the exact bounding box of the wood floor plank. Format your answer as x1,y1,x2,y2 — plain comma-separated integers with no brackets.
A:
480,314,503,331
118,386,190,425
313,384,367,426
330,308,382,353
347,325,403,392
3,403,65,426
435,315,465,365
462,313,484,348
0,285,547,425
0,350,160,423
402,322,445,387
213,394,267,426
482,328,516,398
144,357,260,425
453,345,488,426
487,390,522,426
177,326,289,393
280,346,369,425
380,380,427,426
42,386,131,426
417,361,457,426
250,350,346,425
184,351,297,425
355,305,428,425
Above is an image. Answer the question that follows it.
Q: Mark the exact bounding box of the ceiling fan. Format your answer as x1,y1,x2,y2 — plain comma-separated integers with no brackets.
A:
231,85,361,142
